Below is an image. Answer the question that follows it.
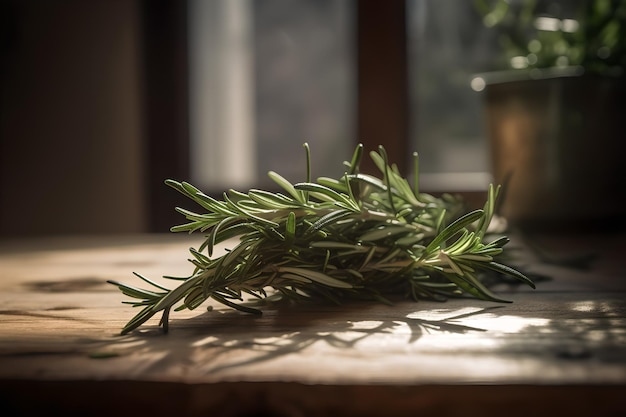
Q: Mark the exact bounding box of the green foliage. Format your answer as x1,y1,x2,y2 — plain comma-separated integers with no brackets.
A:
109,144,534,335
475,0,626,76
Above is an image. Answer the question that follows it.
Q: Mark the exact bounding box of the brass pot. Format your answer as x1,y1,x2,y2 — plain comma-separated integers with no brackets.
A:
483,74,626,229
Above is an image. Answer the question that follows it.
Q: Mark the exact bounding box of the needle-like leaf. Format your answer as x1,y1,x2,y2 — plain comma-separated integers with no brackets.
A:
110,144,534,334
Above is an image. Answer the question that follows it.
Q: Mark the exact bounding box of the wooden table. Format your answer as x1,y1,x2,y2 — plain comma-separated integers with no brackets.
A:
1,231,625,416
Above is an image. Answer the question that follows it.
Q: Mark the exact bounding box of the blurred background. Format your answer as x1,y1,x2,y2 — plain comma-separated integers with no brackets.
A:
1,0,624,236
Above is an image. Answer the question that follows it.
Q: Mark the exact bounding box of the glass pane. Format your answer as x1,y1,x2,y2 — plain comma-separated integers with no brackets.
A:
189,0,356,191
407,0,500,190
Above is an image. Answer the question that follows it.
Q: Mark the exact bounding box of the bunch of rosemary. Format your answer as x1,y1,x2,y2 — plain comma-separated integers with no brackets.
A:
109,144,534,335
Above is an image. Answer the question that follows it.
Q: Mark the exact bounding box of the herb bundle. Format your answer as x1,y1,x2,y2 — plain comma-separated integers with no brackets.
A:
109,144,534,335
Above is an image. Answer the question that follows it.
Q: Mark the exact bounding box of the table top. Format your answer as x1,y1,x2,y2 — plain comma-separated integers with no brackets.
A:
1,231,625,416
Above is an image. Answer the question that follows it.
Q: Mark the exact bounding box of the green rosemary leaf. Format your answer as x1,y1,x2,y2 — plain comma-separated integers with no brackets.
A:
454,253,493,262
443,230,470,254
316,177,349,193
446,231,482,255
164,179,188,197
151,274,204,313
181,181,202,196
205,216,236,256
434,208,447,235
248,189,301,209
206,222,255,246
359,225,413,242
424,209,484,255
374,147,398,215
347,143,364,175
166,179,237,216
303,143,311,202
131,272,171,292
194,193,238,216
395,234,426,248
159,307,171,333
483,235,510,249
482,261,537,288
305,209,354,237
228,189,249,202
347,173,386,191
285,211,296,244
221,240,255,268
376,247,405,266
183,287,207,310
169,221,205,234
343,173,359,207
107,280,163,301
223,192,279,228
174,207,216,222
211,293,262,315
445,272,512,303
120,304,159,335
279,272,313,284
412,152,419,197
278,266,354,289
268,171,305,204
475,183,500,238
369,148,386,174
294,182,359,211
309,241,368,251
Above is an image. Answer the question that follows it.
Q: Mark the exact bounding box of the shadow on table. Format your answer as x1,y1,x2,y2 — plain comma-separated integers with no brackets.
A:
99,301,502,375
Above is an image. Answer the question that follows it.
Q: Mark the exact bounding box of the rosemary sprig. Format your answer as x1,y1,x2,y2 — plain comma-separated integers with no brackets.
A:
108,144,534,335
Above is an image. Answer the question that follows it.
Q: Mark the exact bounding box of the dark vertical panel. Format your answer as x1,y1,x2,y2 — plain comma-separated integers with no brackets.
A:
142,0,190,232
0,0,17,231
356,0,409,175
1,0,147,235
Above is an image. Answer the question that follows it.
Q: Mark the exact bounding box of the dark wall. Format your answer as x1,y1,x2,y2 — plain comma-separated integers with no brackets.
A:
0,0,193,236
0,0,147,235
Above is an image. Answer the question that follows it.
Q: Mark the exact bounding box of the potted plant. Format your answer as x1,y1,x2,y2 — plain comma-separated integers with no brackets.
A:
473,0,626,230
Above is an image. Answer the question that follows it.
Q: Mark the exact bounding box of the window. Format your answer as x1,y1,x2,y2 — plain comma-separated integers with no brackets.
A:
188,0,356,191
187,0,513,196
145,0,611,231
407,0,500,191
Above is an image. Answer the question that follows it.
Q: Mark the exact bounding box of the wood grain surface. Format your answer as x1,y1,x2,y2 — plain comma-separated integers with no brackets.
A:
0,232,625,416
